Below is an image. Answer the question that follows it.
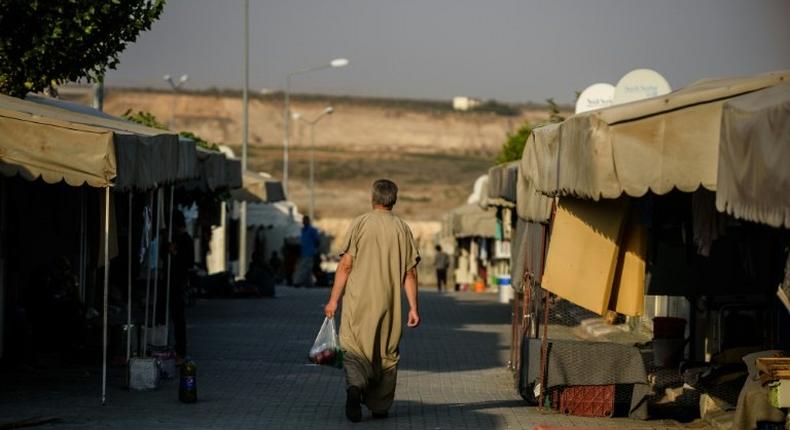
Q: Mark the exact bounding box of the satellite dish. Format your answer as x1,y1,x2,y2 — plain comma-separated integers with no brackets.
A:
575,83,615,114
613,69,672,105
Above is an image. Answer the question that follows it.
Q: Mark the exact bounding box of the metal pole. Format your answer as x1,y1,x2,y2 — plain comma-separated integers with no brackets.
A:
101,187,110,405
242,0,249,172
92,80,104,111
79,189,86,303
143,191,153,356
165,187,174,341
283,75,291,196
309,123,315,220
126,193,133,361
152,189,162,344
240,0,250,280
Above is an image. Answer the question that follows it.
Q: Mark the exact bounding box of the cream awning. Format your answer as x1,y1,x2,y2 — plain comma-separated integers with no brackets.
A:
525,70,790,200
484,161,518,208
441,203,496,239
0,94,196,189
716,83,790,228
517,124,555,223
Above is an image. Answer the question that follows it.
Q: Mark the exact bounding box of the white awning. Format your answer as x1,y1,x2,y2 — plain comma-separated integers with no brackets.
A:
525,70,790,201
0,94,197,190
716,83,790,228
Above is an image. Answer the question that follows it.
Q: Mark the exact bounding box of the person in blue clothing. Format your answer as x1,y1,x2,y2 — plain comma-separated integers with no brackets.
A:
296,216,320,287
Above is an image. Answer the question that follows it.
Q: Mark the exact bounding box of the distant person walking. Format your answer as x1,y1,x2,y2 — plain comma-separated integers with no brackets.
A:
324,179,421,422
296,216,320,287
168,211,194,361
434,245,450,292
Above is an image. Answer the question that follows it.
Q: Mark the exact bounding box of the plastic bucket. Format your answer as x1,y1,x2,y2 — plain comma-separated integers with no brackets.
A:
653,317,686,339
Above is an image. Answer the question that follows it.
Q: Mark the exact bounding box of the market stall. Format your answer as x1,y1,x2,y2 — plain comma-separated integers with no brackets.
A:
0,94,197,404
439,201,496,291
514,70,790,423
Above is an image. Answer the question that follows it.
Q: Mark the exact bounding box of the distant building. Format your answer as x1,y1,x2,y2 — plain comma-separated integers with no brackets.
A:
453,96,482,111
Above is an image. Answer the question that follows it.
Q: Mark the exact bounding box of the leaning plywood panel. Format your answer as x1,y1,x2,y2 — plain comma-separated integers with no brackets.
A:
541,198,627,315
610,216,647,316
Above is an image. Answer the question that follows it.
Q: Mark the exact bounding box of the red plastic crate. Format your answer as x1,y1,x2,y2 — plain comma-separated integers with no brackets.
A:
557,385,615,417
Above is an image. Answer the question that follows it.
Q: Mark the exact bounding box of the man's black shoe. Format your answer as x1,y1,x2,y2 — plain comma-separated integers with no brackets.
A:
371,411,388,419
345,386,362,423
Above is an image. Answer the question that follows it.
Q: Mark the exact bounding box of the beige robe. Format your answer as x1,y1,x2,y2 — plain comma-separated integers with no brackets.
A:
339,210,420,374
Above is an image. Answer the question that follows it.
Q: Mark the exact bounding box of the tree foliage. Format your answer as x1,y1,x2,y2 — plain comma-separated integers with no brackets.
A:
178,130,220,152
122,109,220,152
494,98,569,164
122,109,167,130
494,123,533,164
0,0,165,97
545,97,565,123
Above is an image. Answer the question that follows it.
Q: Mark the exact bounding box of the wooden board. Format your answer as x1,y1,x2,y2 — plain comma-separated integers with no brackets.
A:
542,198,627,315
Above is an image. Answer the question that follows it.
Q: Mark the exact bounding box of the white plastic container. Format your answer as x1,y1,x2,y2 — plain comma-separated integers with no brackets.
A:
496,275,513,304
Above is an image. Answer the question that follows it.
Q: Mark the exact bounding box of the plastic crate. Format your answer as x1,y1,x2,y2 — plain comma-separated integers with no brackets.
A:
557,385,615,417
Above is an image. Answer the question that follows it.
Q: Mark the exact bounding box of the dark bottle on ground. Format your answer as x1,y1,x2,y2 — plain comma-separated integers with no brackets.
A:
179,358,197,403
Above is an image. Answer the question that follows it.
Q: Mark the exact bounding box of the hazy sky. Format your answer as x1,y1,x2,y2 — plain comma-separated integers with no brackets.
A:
105,0,790,103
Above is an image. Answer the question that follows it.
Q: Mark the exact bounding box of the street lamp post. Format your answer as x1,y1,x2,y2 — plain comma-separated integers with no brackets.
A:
293,106,334,220
283,58,348,197
163,74,189,128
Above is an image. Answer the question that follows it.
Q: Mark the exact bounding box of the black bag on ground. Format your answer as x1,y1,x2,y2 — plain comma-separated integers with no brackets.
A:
519,336,545,405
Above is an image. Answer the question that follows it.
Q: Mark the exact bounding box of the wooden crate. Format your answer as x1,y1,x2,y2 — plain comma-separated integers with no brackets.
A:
756,357,790,380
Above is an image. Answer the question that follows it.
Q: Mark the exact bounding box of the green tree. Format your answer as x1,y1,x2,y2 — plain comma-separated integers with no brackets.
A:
545,97,565,123
178,130,220,152
122,110,220,152
122,109,168,130
0,0,165,97
495,123,533,164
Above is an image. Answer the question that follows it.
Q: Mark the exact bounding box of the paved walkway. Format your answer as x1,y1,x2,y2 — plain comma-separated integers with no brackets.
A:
0,288,691,429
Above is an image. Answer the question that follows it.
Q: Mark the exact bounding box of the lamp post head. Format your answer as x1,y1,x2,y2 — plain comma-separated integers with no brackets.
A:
163,74,172,82
324,106,334,115
179,74,189,84
291,112,302,121
330,58,349,68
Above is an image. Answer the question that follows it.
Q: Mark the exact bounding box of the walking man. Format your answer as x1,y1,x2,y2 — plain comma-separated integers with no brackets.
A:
324,179,421,422
297,216,320,287
434,245,450,292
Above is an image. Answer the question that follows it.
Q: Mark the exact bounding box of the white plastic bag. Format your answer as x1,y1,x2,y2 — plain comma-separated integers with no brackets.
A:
308,317,343,368
128,357,161,390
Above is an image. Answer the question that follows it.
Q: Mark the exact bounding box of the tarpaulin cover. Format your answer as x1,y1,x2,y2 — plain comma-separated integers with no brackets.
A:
442,204,496,239
231,171,285,203
517,128,554,223
525,70,790,201
182,148,242,192
716,83,790,228
510,218,547,293
485,161,518,208
0,94,196,190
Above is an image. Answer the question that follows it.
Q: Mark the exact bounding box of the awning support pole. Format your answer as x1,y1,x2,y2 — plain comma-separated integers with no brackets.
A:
126,192,133,362
79,189,86,303
164,186,174,345
152,189,163,346
101,187,110,405
143,190,154,356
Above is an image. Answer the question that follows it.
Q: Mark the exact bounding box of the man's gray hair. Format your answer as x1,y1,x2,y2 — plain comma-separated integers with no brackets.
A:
372,179,398,208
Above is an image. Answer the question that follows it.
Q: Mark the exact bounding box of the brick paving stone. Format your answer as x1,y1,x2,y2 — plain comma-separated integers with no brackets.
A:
0,287,703,429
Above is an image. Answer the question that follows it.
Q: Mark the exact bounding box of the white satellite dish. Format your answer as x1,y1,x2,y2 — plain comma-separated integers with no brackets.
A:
575,83,615,114
613,69,672,105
